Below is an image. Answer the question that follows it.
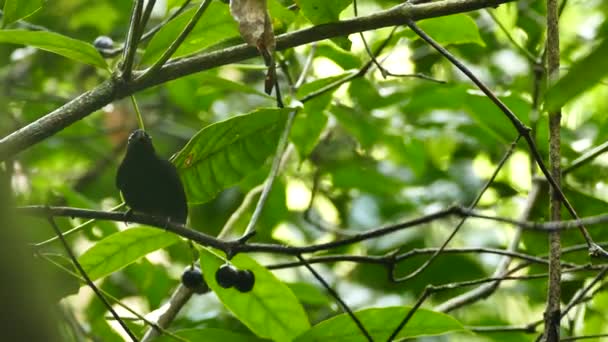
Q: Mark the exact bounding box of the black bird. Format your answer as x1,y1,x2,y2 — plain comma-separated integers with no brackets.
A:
116,130,188,224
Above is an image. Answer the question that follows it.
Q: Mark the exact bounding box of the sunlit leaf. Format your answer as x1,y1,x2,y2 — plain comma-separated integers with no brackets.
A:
173,108,290,204
403,14,485,46
79,227,181,280
544,39,608,112
2,0,44,27
200,248,310,341
0,30,107,68
140,2,238,65
295,306,466,341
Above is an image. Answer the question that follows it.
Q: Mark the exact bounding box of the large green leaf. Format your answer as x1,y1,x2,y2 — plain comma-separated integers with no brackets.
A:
0,30,107,68
2,0,44,27
140,2,238,65
403,14,485,46
79,227,181,280
157,328,269,342
294,306,466,341
173,108,290,204
544,39,608,112
199,248,310,341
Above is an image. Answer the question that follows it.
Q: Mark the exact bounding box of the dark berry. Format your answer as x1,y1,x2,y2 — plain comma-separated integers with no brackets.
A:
93,36,114,50
181,266,208,294
215,264,238,289
234,269,255,293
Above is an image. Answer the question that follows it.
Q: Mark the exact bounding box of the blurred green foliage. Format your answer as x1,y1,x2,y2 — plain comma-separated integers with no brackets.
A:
2,0,608,341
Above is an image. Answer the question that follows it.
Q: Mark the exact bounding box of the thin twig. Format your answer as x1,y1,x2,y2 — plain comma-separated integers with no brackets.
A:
40,253,187,342
122,0,144,79
467,323,538,333
388,264,606,341
33,202,125,248
218,184,263,239
266,246,577,270
436,178,542,312
137,0,212,82
485,8,538,63
383,71,445,83
296,254,373,342
393,136,521,282
138,0,157,41
353,0,387,78
561,334,608,341
299,25,398,106
562,267,608,319
240,108,297,240
294,43,317,89
563,139,608,175
46,216,139,342
405,19,607,258
104,0,194,58
387,286,433,341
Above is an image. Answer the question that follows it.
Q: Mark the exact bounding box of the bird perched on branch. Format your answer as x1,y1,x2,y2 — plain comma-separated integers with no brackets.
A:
116,129,188,224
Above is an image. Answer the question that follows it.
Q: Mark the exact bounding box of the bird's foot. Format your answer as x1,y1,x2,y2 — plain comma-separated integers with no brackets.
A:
163,217,172,231
123,209,133,225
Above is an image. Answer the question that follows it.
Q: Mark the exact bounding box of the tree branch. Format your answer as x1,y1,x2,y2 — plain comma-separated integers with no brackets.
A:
19,205,608,257
0,0,514,161
544,0,563,339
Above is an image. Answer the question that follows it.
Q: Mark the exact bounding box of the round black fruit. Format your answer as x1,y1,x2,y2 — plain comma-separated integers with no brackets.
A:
234,269,255,293
93,36,114,50
181,266,208,294
215,264,239,289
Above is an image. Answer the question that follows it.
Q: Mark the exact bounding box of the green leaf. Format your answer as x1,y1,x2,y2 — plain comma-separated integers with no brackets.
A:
2,0,44,27
296,0,352,50
403,84,529,143
157,328,269,342
331,104,383,148
196,73,273,99
296,0,351,24
316,42,362,70
404,14,485,46
294,306,466,341
544,39,608,112
173,108,290,204
268,0,296,32
140,2,238,65
199,248,310,341
290,75,347,159
79,227,181,280
291,110,328,159
328,161,404,195
0,30,107,68
287,282,331,306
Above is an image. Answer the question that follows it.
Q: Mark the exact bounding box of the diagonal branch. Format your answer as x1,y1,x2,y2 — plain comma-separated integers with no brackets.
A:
122,0,144,79
405,19,608,259
0,0,515,161
46,216,139,342
137,0,213,83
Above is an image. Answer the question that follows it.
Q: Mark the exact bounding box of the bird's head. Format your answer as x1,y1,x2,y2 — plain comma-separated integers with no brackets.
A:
126,129,156,156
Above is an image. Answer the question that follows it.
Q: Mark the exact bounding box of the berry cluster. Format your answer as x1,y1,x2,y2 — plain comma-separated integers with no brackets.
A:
180,266,209,294
215,264,255,293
